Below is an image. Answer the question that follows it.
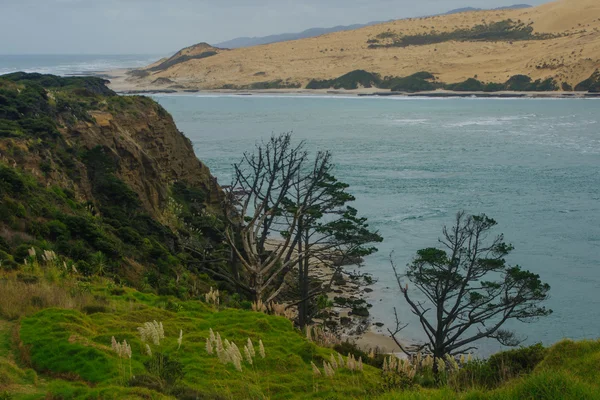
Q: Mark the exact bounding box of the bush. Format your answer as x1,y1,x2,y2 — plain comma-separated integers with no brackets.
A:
306,70,380,90
369,20,555,48
452,343,548,390
561,82,573,91
445,78,485,91
505,74,533,91
488,343,547,376
574,69,600,92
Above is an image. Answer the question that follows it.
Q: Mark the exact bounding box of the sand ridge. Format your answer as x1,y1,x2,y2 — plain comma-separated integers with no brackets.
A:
113,0,600,91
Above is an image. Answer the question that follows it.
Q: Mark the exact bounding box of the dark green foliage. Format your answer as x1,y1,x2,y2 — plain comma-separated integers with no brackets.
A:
248,80,301,89
561,82,573,91
488,343,547,376
305,70,558,92
0,74,222,296
395,212,552,361
369,20,557,48
574,69,600,92
504,75,558,91
444,78,486,91
384,72,439,92
1,72,115,96
143,352,185,390
0,73,112,140
81,304,108,314
507,74,532,91
484,82,506,92
452,343,547,389
306,70,380,90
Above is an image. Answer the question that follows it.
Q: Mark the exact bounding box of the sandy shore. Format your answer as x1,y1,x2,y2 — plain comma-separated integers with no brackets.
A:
100,68,599,99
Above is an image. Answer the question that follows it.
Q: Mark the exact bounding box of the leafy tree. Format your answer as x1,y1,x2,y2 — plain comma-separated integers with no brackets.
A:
286,151,382,327
389,212,551,370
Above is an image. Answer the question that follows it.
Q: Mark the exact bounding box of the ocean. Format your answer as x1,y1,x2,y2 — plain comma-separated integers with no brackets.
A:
2,56,599,356
0,54,162,76
150,94,600,355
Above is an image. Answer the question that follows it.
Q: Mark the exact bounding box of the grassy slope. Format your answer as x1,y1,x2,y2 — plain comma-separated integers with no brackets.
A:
11,284,383,399
2,279,599,399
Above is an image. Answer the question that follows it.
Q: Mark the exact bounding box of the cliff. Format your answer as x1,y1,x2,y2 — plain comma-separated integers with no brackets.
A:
0,72,224,290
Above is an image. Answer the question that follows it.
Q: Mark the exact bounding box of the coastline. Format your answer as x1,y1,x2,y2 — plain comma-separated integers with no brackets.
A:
101,68,600,99
263,239,410,355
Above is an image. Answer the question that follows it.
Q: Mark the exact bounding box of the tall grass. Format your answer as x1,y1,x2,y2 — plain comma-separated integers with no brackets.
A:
0,279,97,320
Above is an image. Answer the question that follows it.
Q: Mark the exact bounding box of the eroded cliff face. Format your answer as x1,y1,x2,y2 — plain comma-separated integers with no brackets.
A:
0,73,225,289
63,99,222,219
0,73,221,221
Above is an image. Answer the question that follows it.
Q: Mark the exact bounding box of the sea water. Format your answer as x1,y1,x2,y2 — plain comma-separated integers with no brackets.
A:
0,54,162,76
152,94,600,355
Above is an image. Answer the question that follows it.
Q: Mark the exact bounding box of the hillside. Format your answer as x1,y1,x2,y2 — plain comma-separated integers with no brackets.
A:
1,271,600,399
116,0,600,92
0,73,225,293
213,5,531,49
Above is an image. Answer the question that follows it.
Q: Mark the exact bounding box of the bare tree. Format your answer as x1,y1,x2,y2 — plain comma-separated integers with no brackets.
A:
222,133,308,302
221,133,381,317
389,211,552,368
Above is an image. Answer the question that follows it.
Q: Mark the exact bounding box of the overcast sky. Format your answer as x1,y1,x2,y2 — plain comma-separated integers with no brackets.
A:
1,0,550,55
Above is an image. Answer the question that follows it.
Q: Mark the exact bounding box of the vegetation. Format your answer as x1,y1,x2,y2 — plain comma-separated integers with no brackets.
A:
148,51,218,72
574,69,600,92
0,73,226,298
0,255,598,399
306,70,381,90
222,133,381,327
389,212,551,367
304,70,561,92
0,73,597,400
219,80,302,90
368,20,558,49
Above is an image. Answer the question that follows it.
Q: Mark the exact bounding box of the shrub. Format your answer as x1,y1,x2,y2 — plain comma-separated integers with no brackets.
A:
451,343,548,390
574,69,600,92
505,74,533,91
445,78,485,91
369,20,555,48
306,70,380,90
561,82,573,91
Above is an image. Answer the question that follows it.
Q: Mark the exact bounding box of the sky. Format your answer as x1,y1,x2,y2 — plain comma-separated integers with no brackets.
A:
0,0,551,55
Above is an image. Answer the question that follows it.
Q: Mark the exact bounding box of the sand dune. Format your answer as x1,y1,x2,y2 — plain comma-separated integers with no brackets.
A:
117,0,600,91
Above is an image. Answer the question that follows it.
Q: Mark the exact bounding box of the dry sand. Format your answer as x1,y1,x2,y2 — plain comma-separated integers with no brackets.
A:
107,0,600,92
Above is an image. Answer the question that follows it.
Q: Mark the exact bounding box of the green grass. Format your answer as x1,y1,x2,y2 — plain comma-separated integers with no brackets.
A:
16,287,385,399
2,279,600,399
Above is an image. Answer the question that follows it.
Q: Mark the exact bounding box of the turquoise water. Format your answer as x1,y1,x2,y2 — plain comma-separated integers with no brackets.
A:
154,94,600,354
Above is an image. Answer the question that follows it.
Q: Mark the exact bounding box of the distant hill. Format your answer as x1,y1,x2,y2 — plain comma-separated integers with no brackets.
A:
214,22,387,49
445,4,532,14
214,4,532,49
